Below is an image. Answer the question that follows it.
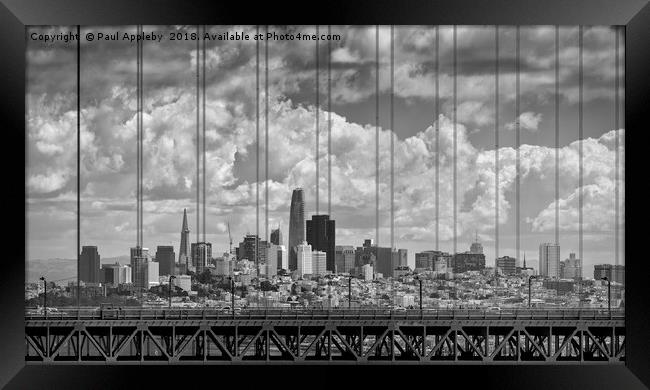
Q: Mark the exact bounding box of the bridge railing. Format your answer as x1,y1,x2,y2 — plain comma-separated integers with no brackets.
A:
24,307,625,321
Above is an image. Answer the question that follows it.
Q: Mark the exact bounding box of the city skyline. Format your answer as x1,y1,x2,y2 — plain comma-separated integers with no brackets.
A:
26,25,625,273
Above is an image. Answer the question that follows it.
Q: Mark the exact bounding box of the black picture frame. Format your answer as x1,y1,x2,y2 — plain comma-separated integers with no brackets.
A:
2,0,648,388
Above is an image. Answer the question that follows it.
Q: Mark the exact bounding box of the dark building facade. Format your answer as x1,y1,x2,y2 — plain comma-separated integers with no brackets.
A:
288,188,305,271
79,246,100,284
155,245,176,276
452,252,486,274
270,227,282,246
496,256,517,276
415,250,444,270
306,215,336,272
593,264,625,285
190,242,212,274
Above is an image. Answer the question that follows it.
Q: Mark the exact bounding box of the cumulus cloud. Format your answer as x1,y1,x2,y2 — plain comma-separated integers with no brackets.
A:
26,25,625,261
505,111,543,132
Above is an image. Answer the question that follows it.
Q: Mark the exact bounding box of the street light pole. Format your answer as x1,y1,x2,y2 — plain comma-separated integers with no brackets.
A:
39,276,47,317
168,275,176,309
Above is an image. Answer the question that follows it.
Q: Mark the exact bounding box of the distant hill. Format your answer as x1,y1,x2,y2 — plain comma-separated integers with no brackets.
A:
26,256,130,283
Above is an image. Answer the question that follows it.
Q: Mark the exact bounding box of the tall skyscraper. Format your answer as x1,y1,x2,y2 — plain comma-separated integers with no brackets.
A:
191,242,212,274
271,227,282,246
288,188,305,271
79,246,100,284
277,245,288,271
539,243,560,278
178,208,190,266
265,244,280,277
296,241,312,277
155,246,176,276
130,246,149,290
306,214,336,272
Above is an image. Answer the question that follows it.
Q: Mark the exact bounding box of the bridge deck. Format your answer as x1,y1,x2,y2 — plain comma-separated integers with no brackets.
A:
25,309,625,364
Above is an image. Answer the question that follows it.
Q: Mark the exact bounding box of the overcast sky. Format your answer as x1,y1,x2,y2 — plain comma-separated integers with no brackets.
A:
26,25,625,273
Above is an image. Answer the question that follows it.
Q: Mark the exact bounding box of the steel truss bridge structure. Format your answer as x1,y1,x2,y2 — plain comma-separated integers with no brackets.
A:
25,308,625,364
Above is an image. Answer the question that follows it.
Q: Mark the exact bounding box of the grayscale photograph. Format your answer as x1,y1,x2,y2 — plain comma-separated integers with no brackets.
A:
24,25,625,363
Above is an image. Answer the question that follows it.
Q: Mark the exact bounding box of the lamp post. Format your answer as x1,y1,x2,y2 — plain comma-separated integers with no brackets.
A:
168,275,176,309
601,277,611,316
39,276,47,317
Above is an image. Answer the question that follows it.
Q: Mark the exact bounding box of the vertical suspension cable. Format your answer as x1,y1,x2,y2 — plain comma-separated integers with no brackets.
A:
202,25,206,244
327,25,332,217
495,25,499,261
76,25,81,308
614,26,620,282
515,26,521,268
195,25,200,246
555,26,560,248
390,25,394,251
136,25,141,248
578,26,584,284
139,25,144,249
620,27,625,279
375,25,380,250
434,25,439,251
453,26,457,256
255,25,260,276
316,25,320,215
265,26,269,241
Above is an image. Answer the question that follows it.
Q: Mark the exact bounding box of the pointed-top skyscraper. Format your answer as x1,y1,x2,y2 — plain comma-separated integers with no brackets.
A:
178,208,190,267
288,188,305,271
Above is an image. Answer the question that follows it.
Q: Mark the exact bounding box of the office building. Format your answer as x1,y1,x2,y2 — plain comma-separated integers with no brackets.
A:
362,263,374,281
415,251,445,270
561,253,582,279
392,249,408,271
101,262,131,286
265,244,280,277
288,188,305,271
145,261,159,288
312,250,327,276
452,252,486,273
130,246,149,290
594,264,625,285
271,227,282,246
496,256,517,276
539,243,560,278
296,241,312,278
277,245,288,271
191,242,212,274
335,245,356,274
155,245,176,276
79,246,101,284
306,214,336,272
178,208,190,266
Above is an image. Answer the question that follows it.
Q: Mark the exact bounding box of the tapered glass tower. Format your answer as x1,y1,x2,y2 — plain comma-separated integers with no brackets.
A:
288,188,305,271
